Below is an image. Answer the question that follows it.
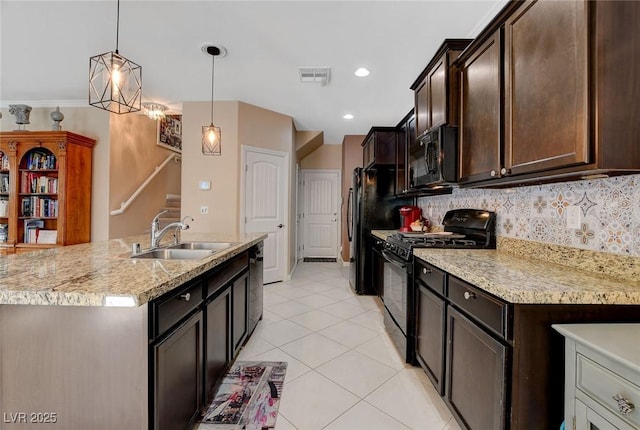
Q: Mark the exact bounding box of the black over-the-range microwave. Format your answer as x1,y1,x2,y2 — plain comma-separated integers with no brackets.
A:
408,125,458,188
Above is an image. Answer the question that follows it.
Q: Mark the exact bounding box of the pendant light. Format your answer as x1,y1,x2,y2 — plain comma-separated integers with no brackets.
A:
89,0,142,114
202,45,224,156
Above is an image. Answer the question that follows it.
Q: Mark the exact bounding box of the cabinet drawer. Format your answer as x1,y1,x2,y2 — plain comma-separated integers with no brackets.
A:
415,259,445,296
448,276,507,339
154,281,203,338
577,354,640,428
205,252,247,299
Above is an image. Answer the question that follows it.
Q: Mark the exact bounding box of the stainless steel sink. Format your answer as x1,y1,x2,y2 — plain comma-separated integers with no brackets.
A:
130,248,214,260
170,242,235,251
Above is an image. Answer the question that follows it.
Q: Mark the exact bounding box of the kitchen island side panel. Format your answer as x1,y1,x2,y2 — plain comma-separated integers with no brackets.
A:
0,304,148,430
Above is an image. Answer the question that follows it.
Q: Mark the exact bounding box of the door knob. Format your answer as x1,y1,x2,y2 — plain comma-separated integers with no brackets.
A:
277,224,284,229
332,218,337,222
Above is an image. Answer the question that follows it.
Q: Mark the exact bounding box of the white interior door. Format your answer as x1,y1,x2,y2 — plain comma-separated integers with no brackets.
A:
302,170,340,258
244,147,288,284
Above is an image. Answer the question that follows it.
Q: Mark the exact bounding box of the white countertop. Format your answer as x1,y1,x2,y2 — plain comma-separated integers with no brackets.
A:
553,324,640,375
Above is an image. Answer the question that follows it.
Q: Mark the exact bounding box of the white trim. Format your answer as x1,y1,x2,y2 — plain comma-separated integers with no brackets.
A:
0,100,86,109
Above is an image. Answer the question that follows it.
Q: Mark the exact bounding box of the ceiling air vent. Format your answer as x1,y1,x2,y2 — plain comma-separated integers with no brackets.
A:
298,67,331,85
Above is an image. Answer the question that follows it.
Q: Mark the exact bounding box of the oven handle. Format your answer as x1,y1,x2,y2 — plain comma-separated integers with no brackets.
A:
382,250,407,269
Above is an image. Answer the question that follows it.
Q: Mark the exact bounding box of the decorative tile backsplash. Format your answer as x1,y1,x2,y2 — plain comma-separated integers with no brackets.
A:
417,174,640,257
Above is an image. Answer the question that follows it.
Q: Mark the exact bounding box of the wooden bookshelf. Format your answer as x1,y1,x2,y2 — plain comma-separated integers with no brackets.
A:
0,131,95,254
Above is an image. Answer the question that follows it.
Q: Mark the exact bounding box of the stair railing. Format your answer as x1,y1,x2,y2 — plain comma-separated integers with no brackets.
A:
110,153,181,216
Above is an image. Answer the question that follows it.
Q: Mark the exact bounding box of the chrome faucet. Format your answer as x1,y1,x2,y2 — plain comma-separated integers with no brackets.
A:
150,211,193,249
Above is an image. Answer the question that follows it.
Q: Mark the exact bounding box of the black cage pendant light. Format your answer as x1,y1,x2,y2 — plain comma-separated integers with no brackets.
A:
202,45,224,156
89,0,142,114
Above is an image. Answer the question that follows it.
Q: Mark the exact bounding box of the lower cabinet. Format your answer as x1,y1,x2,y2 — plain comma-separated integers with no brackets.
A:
446,306,507,430
149,246,263,430
371,236,385,299
415,283,446,395
152,310,203,430
204,287,231,403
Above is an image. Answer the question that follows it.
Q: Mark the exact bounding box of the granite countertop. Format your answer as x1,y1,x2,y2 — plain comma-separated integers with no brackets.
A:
0,232,266,307
370,229,640,305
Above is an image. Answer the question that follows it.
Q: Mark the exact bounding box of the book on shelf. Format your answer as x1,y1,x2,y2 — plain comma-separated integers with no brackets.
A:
24,219,44,243
26,152,56,170
37,230,57,244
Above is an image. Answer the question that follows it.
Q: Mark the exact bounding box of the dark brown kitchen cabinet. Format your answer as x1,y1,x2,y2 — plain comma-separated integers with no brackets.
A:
457,1,640,187
363,127,396,168
232,272,249,356
411,39,471,138
503,0,589,176
446,306,507,430
394,110,415,196
458,31,502,184
153,310,203,430
204,287,231,403
415,282,446,395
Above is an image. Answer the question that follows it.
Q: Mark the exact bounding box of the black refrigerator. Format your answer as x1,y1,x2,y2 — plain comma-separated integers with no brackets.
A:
348,167,412,295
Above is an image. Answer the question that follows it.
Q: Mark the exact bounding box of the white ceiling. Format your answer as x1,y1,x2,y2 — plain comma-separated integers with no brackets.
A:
0,0,507,144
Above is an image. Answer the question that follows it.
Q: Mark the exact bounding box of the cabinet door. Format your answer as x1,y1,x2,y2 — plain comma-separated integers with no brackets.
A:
232,272,249,356
153,311,203,430
416,283,446,395
371,239,385,300
459,32,502,184
429,53,447,130
575,399,625,430
204,288,231,403
415,79,429,138
504,0,589,176
395,123,407,195
363,135,374,168
446,306,507,430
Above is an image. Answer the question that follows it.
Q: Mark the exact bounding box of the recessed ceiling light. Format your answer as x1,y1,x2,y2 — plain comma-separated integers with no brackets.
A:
354,68,370,77
343,113,354,120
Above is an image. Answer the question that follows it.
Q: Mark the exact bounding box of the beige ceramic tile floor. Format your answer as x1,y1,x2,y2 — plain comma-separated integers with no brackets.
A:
197,261,461,430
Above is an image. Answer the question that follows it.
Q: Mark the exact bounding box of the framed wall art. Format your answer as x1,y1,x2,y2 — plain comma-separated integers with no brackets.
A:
157,114,182,153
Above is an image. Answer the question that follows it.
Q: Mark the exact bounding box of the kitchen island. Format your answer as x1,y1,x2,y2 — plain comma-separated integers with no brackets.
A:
0,232,266,430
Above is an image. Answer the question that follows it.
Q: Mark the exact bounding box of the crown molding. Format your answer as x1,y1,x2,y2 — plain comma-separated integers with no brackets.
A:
0,100,87,109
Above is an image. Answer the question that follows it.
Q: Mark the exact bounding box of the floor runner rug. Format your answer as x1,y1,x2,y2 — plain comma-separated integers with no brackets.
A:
201,361,287,430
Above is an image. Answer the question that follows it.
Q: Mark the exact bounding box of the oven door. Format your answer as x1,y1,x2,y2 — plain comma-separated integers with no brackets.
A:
382,251,410,360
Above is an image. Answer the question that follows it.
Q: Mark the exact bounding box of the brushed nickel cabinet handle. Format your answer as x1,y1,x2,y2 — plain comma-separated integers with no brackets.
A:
422,267,432,274
179,292,191,302
613,394,634,415
464,291,476,300
490,170,497,177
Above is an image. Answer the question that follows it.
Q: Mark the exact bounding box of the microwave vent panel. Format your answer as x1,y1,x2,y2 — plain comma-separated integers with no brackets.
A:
298,67,331,85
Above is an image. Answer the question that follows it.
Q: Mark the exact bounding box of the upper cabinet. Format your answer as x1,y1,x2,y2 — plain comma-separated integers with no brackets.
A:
0,131,95,253
457,0,640,187
394,110,415,196
362,127,397,169
459,31,503,184
411,39,472,138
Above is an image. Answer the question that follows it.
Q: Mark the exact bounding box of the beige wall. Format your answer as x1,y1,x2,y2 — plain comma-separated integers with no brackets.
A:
300,144,342,169
108,113,181,239
0,106,111,241
181,101,240,234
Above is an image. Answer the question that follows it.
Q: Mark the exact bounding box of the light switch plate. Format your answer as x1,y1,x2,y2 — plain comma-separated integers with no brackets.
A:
566,206,581,229
200,206,209,215
199,180,211,190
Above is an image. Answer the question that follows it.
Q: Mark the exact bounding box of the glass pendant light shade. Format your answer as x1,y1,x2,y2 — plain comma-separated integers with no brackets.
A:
201,45,225,156
89,51,142,113
202,124,222,155
89,0,141,114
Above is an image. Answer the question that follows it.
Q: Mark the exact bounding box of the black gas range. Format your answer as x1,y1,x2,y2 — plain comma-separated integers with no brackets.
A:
380,209,496,364
384,209,497,261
